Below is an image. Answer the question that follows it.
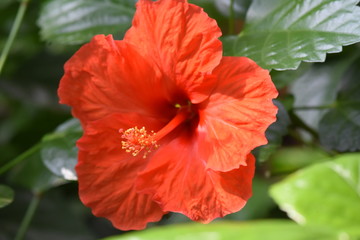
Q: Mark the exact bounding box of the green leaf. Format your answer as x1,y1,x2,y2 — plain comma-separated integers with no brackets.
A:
319,106,360,151
318,56,360,151
7,144,66,194
214,0,252,19
102,220,339,240
270,63,312,89
270,153,360,233
269,147,329,175
41,118,82,180
224,0,360,70
0,184,14,208
38,0,136,45
0,190,95,239
253,100,290,162
225,177,275,220
0,0,14,9
291,50,359,130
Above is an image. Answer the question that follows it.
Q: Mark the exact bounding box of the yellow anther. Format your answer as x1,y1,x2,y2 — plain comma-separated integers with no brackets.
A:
119,126,159,158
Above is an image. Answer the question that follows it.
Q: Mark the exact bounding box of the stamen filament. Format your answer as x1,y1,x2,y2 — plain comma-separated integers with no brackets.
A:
120,109,189,158
153,109,188,141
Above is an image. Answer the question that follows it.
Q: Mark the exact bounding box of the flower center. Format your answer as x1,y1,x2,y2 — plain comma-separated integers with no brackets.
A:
119,108,189,158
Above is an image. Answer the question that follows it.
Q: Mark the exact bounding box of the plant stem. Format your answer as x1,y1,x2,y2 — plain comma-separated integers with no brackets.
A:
293,104,335,110
14,192,41,240
0,143,42,176
228,0,235,35
289,110,319,140
0,0,30,75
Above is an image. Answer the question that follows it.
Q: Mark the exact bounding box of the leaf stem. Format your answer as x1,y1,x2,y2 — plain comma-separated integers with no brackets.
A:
289,111,319,140
0,143,42,176
0,0,30,75
292,104,335,111
14,192,41,240
228,0,235,35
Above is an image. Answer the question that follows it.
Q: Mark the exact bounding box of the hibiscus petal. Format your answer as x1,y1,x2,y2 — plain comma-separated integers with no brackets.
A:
58,34,174,125
124,0,222,103
198,57,278,172
136,132,255,223
76,113,166,230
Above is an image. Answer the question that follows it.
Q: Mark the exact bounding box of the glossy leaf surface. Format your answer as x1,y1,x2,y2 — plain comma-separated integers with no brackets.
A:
270,153,360,232
38,0,136,45
224,0,360,70
41,118,82,180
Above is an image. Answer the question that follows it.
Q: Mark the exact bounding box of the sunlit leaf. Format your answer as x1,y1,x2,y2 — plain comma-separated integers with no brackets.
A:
0,185,14,208
224,0,360,70
41,118,82,181
38,0,136,45
102,221,339,240
270,153,360,233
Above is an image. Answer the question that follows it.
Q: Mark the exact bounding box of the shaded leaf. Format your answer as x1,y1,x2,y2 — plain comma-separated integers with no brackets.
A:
0,185,14,208
7,144,65,194
270,63,312,89
225,177,275,220
253,100,290,162
38,0,136,45
319,105,360,151
102,220,339,240
0,190,96,240
0,0,14,9
270,153,360,233
318,57,360,151
214,0,252,19
41,118,82,180
224,0,360,70
291,50,359,130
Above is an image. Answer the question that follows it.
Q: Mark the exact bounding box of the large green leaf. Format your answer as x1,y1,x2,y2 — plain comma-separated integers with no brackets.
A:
290,49,359,130
41,118,82,181
224,0,360,70
318,57,360,151
102,221,339,240
270,153,360,233
0,184,14,208
38,0,136,45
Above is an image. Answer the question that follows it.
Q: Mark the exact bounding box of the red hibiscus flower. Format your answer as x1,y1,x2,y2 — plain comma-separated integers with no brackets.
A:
58,0,278,230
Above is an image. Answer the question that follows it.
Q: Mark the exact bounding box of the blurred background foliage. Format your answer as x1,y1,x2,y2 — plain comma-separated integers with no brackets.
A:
1,0,360,239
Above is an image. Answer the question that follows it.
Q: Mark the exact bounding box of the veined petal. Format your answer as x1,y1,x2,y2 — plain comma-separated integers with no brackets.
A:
198,57,278,172
58,34,175,125
136,132,255,223
76,113,166,230
124,0,222,103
